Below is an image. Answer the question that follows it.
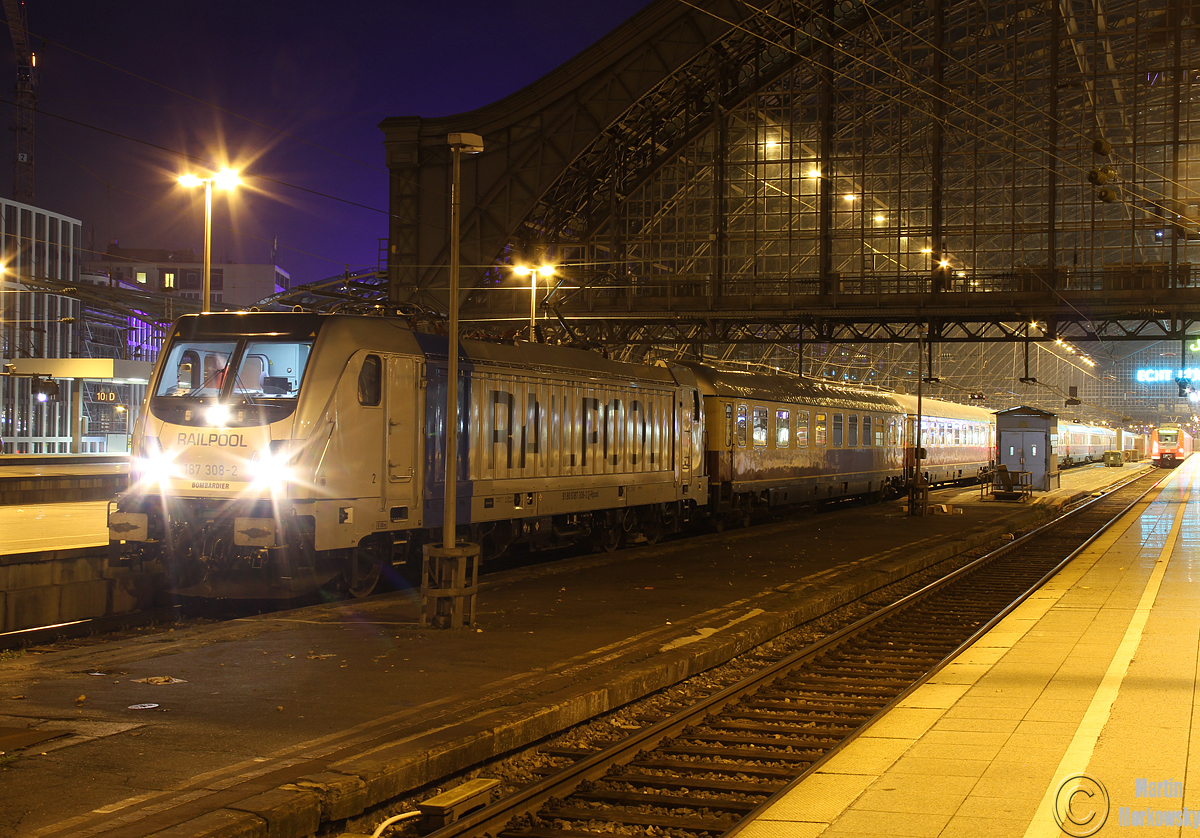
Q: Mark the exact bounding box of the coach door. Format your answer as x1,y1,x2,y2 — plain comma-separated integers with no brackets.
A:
386,357,420,507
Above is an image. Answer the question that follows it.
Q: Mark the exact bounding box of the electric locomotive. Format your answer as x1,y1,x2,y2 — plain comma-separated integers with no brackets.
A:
108,311,707,598
1151,423,1193,467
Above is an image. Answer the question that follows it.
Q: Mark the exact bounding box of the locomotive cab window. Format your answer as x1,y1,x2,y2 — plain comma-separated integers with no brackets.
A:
358,354,382,406
736,405,748,447
776,409,790,447
156,341,237,397
752,407,768,446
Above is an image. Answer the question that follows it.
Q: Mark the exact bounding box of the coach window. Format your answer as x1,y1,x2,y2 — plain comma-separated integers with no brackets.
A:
752,407,768,446
797,410,810,446
776,409,790,447
832,414,843,447
954,424,961,445
863,415,872,447
848,414,858,446
736,405,748,447
358,354,382,406
724,403,734,446
815,413,827,446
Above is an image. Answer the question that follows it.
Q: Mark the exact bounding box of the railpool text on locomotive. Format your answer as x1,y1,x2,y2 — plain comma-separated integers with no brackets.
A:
175,432,251,448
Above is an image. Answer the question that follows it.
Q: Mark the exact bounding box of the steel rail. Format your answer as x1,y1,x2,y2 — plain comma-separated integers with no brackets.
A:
421,468,1168,838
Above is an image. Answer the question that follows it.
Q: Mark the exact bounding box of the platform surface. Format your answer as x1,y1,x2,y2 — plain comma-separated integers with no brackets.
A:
736,458,1196,838
0,501,111,555
0,462,1132,560
0,462,1150,838
0,462,126,479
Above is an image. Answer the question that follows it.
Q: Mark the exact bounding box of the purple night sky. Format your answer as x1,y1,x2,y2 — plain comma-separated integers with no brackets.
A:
1,0,648,286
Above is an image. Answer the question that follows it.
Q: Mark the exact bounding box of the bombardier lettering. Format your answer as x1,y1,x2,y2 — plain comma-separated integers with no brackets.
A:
177,432,250,448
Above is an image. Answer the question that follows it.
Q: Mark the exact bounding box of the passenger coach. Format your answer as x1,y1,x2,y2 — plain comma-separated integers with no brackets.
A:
892,394,995,485
688,364,905,527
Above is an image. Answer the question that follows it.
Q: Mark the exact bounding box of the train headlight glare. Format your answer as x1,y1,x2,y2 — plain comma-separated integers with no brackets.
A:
206,404,231,426
133,439,178,486
250,443,295,490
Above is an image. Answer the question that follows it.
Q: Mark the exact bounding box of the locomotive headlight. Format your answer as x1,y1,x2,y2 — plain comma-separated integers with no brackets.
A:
133,437,179,487
249,441,295,491
206,403,231,426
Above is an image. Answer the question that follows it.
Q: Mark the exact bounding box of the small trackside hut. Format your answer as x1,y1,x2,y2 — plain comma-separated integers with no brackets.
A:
995,405,1060,492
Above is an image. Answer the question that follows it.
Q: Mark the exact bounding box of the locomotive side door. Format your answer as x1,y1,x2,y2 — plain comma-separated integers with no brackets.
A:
386,356,420,509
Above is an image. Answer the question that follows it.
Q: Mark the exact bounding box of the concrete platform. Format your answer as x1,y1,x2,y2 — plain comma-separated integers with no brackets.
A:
734,458,1194,838
0,455,127,506
0,462,1150,838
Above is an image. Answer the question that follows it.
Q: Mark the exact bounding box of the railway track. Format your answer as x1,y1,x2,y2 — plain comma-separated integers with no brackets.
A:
419,469,1166,838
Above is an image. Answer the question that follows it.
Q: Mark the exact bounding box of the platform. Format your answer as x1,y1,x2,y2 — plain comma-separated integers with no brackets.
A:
0,455,128,506
0,462,1152,838
734,457,1197,838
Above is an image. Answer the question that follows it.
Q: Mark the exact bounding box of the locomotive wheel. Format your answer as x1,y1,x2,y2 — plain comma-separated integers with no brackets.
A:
346,537,388,598
598,526,621,553
642,518,663,546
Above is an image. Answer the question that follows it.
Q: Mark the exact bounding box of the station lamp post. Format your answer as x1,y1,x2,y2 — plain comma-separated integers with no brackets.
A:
178,168,240,312
512,264,554,341
442,132,483,552
417,131,485,630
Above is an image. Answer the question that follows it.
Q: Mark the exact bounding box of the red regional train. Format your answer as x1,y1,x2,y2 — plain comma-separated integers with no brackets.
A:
1150,423,1193,467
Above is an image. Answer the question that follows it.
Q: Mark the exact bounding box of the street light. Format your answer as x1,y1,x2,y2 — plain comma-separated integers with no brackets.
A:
443,132,483,552
512,264,554,341
178,168,240,312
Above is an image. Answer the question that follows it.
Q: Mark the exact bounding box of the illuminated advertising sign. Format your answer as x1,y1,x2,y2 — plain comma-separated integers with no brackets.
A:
1135,369,1200,383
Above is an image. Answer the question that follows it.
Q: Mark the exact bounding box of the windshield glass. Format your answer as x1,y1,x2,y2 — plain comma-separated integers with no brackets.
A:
1160,430,1178,445
154,339,314,399
228,340,313,399
155,341,238,397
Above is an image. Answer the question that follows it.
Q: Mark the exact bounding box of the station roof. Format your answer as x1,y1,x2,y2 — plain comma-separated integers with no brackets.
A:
3,358,154,383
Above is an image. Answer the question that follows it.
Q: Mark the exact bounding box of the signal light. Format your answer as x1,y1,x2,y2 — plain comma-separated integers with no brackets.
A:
31,378,59,401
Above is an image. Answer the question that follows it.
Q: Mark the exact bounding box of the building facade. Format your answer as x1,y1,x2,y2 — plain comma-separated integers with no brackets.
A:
0,199,88,453
83,244,289,308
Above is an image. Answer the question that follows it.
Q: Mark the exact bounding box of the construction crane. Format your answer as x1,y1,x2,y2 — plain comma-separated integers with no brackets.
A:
2,0,35,203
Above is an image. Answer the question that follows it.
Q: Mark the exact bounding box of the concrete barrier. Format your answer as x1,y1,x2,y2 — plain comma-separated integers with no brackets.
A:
0,549,161,633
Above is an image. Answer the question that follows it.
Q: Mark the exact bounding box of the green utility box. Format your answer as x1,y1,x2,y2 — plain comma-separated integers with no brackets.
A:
1104,451,1124,467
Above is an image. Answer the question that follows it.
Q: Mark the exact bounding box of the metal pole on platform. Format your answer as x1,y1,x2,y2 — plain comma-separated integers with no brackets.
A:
420,132,484,629
442,132,483,549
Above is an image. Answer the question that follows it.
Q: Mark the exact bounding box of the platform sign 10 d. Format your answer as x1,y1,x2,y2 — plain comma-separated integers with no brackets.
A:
1135,369,1200,383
